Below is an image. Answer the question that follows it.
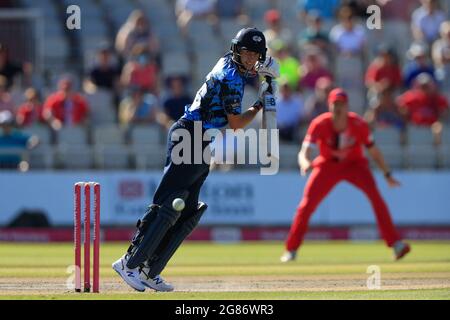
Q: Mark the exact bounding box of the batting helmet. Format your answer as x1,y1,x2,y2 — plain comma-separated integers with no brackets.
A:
230,28,267,71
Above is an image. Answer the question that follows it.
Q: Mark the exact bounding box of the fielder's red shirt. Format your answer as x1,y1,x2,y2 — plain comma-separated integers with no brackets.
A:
303,112,374,166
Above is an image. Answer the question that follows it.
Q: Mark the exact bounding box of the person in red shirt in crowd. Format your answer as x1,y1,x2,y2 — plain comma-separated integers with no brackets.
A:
299,48,333,91
281,88,411,263
365,45,402,98
16,88,45,127
397,72,448,126
43,76,89,130
120,44,159,95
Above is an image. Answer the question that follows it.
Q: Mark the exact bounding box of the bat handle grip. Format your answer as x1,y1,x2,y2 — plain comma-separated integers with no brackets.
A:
265,76,273,94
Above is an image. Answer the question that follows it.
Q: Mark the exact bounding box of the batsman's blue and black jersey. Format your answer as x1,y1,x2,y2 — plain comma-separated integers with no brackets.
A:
182,53,245,129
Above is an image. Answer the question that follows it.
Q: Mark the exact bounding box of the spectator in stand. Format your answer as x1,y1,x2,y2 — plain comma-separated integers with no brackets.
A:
272,40,302,91
120,44,160,96
299,48,333,91
365,45,402,99
297,0,341,30
0,76,14,113
16,88,44,127
86,46,121,93
119,86,161,128
162,75,192,126
115,10,160,62
397,73,448,142
216,0,248,23
175,0,218,37
303,76,333,121
365,87,406,134
0,43,22,89
411,0,447,47
329,5,367,57
432,21,450,98
263,9,294,56
277,78,305,142
0,110,38,170
433,21,450,68
298,10,331,53
377,0,417,22
42,76,89,131
330,5,366,114
404,43,436,88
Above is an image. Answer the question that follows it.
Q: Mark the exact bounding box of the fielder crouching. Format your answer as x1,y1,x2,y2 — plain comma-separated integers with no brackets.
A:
112,27,280,292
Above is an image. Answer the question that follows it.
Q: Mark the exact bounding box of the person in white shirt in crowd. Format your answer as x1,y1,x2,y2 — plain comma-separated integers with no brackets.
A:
276,78,305,142
432,20,450,100
411,0,447,47
329,5,366,58
175,0,218,37
115,10,160,62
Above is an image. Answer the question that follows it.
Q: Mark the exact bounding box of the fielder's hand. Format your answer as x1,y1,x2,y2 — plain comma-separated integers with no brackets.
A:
256,56,280,78
386,175,401,188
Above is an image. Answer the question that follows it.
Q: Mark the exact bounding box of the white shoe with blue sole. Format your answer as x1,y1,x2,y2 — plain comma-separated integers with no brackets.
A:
112,254,146,292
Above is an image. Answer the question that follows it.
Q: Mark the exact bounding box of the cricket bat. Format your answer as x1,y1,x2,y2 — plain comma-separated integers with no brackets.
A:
261,76,279,161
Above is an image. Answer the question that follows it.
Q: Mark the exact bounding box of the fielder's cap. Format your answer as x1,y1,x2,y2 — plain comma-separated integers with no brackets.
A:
328,88,348,105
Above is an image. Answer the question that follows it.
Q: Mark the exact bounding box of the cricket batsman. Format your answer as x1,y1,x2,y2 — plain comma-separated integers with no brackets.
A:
280,88,411,263
112,28,280,291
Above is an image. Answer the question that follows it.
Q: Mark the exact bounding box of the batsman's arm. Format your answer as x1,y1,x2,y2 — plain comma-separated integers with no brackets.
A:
227,105,261,130
367,144,401,187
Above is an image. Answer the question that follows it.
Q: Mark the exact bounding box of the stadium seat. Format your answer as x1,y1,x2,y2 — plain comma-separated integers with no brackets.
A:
133,145,166,169
26,144,54,170
162,52,191,77
279,143,300,170
407,125,435,145
405,145,438,169
93,125,128,169
374,127,402,146
94,144,131,169
376,144,405,169
22,125,52,145
57,126,89,145
130,124,163,146
93,125,125,145
86,90,116,125
55,144,94,169
440,144,450,168
437,125,450,168
404,126,438,169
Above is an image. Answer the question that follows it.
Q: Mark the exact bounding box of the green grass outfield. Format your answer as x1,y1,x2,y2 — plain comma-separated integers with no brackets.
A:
0,241,449,300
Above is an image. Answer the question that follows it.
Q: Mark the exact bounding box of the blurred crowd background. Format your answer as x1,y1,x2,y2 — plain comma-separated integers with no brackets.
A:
0,0,449,171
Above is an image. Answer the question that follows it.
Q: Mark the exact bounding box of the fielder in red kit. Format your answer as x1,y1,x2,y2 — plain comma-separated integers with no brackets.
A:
281,88,411,262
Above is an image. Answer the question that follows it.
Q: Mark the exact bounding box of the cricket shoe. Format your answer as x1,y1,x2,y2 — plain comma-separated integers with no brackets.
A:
140,266,174,292
393,241,411,261
112,254,146,292
280,250,296,263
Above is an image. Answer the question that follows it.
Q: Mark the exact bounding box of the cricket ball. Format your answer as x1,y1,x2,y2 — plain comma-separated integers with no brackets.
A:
172,198,185,212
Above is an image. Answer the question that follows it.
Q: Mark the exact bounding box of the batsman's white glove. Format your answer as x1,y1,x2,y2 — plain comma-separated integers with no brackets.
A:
256,56,280,79
253,79,278,111
258,79,278,100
